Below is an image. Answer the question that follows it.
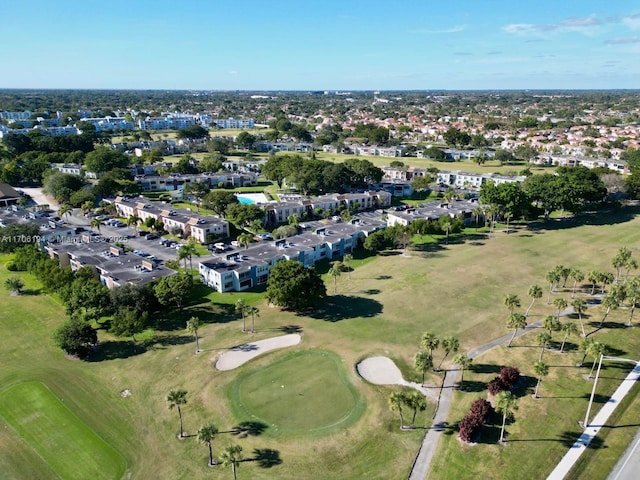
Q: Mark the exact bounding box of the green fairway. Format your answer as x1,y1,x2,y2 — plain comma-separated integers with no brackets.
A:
0,381,126,480
228,350,365,436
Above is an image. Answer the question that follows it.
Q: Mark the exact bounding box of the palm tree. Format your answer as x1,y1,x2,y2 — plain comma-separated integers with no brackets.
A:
247,305,259,333
235,299,248,332
571,298,588,336
405,390,427,428
288,213,300,227
504,211,513,231
453,353,473,389
440,216,453,245
579,337,596,366
186,316,201,353
587,342,608,378
556,265,571,288
600,293,619,327
342,253,353,281
58,203,72,222
504,294,521,317
414,350,432,386
220,444,243,480
612,246,631,282
472,206,484,231
624,258,638,279
237,232,253,250
588,270,600,295
624,278,640,327
81,200,94,215
553,297,568,320
569,269,585,298
127,214,141,234
4,276,24,295
438,336,460,371
495,391,518,444
420,332,439,360
328,261,342,294
506,312,527,348
90,218,101,233
525,285,543,317
178,242,199,273
536,332,552,361
389,391,407,429
559,321,578,353
546,270,561,303
167,389,188,438
600,272,615,294
198,423,219,466
533,361,549,398
542,315,561,336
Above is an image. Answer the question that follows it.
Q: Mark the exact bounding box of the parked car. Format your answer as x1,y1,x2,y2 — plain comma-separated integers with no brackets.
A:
145,233,159,240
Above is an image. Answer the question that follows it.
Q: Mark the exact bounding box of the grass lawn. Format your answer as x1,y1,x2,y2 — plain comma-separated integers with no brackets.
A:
0,381,126,480
1,204,640,479
227,350,365,436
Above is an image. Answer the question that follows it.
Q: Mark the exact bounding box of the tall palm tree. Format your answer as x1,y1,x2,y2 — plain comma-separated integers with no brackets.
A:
198,423,219,466
525,285,543,318
587,342,608,378
556,265,571,288
624,278,640,327
440,216,453,245
237,232,253,250
220,444,243,480
571,298,588,336
342,253,353,281
569,269,585,298
405,390,427,428
533,361,549,398
453,353,473,389
504,211,513,231
504,294,521,317
414,350,432,386
81,200,94,215
235,299,248,332
127,214,141,234
546,270,561,303
536,332,552,361
186,316,201,353
588,270,600,295
438,336,460,371
612,246,631,282
506,312,527,348
247,305,259,333
600,272,614,294
90,218,101,233
495,391,518,444
553,297,568,320
559,321,578,353
542,315,561,336
600,293,619,326
167,389,188,438
389,391,407,429
579,337,596,366
624,258,638,279
58,203,72,222
472,206,484,231
178,242,199,273
328,261,342,294
420,332,439,361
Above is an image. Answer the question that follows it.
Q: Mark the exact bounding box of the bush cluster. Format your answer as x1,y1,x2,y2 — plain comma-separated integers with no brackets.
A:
459,398,493,442
488,366,521,396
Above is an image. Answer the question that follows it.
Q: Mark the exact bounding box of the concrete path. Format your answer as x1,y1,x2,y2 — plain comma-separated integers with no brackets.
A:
357,356,438,401
215,334,301,371
19,187,59,209
547,361,640,480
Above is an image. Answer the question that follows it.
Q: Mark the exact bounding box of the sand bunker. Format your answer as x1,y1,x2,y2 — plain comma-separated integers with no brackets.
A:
215,334,301,371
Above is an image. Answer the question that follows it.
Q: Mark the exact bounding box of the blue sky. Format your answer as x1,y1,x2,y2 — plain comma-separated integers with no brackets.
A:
1,0,639,90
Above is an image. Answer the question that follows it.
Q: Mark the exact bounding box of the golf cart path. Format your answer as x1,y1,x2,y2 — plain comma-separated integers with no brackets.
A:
215,334,301,371
357,356,439,401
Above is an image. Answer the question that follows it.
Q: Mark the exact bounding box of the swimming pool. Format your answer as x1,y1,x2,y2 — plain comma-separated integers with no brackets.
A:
236,193,269,204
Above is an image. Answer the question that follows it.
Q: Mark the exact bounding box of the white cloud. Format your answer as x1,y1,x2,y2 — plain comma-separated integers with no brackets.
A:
228,70,238,75
409,25,466,34
605,37,640,45
504,16,602,37
622,14,640,30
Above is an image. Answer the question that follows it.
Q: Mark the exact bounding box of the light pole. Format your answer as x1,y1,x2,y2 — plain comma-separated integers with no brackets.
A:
583,355,639,429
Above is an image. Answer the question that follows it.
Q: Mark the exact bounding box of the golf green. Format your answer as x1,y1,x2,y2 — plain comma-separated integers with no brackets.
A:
0,381,126,480
228,350,365,436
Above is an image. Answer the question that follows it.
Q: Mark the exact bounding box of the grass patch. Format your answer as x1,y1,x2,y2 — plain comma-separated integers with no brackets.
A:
227,350,365,437
0,381,126,480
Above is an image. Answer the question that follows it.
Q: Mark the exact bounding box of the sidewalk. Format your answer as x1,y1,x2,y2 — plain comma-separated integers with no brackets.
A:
546,361,640,480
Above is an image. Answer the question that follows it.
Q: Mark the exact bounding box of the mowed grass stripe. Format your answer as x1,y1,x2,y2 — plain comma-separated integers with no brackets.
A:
0,381,126,480
229,350,365,436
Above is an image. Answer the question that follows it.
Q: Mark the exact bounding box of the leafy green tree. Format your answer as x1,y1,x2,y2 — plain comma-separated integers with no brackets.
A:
53,318,97,359
198,423,219,466
110,308,148,342
153,274,193,311
559,321,578,353
533,361,549,398
225,203,264,229
454,353,473,389
495,391,518,444
167,389,188,438
177,125,209,140
84,146,130,174
236,131,256,149
266,260,326,311
203,190,239,216
525,285,543,317
389,391,408,429
187,316,201,353
4,276,24,295
220,444,243,480
363,230,388,253
506,312,527,348
235,299,248,332
43,171,85,203
438,336,460,371
443,127,471,147
414,350,433,386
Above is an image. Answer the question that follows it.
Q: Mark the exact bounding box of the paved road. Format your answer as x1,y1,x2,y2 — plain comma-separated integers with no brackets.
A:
607,428,640,480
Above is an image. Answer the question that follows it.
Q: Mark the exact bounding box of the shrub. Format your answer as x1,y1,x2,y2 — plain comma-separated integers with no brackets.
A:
500,366,521,388
459,414,482,442
488,377,507,395
5,261,18,271
470,398,493,420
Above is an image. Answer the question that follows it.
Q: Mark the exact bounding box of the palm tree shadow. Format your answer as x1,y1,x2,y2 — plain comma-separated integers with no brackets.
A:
230,421,268,438
249,448,282,468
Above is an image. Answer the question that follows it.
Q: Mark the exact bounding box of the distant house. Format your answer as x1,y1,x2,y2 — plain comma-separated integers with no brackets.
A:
0,183,20,206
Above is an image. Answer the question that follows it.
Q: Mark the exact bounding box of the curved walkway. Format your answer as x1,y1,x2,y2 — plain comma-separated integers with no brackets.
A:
215,334,301,371
357,356,438,401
